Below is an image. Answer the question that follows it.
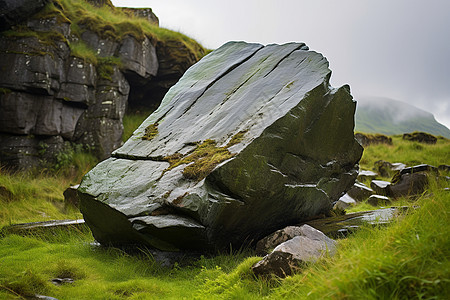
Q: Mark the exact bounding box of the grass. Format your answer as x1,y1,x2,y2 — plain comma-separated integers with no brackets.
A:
0,184,447,299
1,0,207,82
0,133,449,299
122,110,153,142
0,146,97,228
359,134,450,172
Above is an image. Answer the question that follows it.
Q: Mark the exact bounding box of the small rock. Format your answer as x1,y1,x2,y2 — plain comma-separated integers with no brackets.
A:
370,180,391,196
0,185,14,201
347,181,374,201
34,295,59,300
333,194,356,210
438,165,450,172
367,195,391,206
304,207,407,238
402,132,437,144
374,160,397,178
256,224,333,256
252,225,336,277
400,164,438,175
51,277,74,286
2,219,85,235
391,162,406,171
390,173,428,198
63,184,80,208
357,170,378,181
355,133,392,147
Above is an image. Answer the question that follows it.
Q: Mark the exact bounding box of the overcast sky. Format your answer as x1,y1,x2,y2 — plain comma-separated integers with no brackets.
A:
111,0,450,128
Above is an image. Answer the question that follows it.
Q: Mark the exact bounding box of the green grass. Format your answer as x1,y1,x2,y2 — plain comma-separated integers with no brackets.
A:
0,184,447,299
122,110,153,142
359,134,450,171
0,133,449,299
50,0,206,61
0,171,78,228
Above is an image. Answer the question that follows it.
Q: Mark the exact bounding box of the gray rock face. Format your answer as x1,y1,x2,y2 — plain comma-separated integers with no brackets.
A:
256,225,332,256
78,41,363,251
370,180,391,195
334,193,356,210
0,0,49,30
252,225,336,277
0,3,200,170
347,181,374,201
357,169,378,181
367,195,391,206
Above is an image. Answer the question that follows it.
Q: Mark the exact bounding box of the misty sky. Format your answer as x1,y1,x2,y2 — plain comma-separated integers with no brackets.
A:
111,0,450,128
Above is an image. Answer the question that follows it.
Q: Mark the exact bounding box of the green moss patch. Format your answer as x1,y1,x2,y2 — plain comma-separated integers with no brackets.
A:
181,140,235,181
142,123,159,141
162,131,247,181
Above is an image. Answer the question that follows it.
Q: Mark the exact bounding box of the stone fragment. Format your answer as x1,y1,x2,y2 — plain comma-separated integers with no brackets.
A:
78,41,363,251
400,164,438,175
256,224,330,256
390,173,428,198
1,219,85,235
118,35,158,81
357,170,378,181
119,7,159,25
63,184,80,208
252,225,336,277
403,132,437,144
304,207,408,238
438,165,450,172
374,160,403,178
0,0,49,30
346,181,374,201
51,278,74,286
370,180,391,196
333,193,356,210
355,133,392,147
367,195,391,206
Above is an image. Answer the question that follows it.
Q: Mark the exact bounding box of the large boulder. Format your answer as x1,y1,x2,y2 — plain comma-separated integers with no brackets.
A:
78,41,363,251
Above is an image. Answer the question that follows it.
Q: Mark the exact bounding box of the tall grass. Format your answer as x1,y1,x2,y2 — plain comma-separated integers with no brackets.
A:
271,182,449,299
359,135,450,171
55,0,207,60
1,133,448,299
1,185,447,299
122,110,153,142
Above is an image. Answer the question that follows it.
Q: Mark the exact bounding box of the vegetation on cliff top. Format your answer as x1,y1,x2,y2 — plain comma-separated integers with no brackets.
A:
1,0,207,72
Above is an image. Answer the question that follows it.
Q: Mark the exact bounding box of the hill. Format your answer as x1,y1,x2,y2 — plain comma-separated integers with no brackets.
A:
355,96,450,138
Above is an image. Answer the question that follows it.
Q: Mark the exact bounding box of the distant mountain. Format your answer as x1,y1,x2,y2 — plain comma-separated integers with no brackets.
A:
354,96,450,138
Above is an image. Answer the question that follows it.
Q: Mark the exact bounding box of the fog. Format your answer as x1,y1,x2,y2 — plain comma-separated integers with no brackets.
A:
111,0,450,129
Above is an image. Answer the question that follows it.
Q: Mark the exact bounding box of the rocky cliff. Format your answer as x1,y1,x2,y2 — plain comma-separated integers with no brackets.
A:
0,0,206,170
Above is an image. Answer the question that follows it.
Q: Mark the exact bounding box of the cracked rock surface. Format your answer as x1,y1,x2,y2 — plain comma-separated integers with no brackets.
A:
78,41,363,251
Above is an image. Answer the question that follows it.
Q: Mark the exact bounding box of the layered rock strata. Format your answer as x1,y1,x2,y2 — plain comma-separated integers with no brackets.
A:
0,0,203,170
78,41,363,251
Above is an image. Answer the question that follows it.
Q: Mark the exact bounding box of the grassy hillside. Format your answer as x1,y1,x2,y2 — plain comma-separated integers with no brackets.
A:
0,133,449,299
355,97,450,138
